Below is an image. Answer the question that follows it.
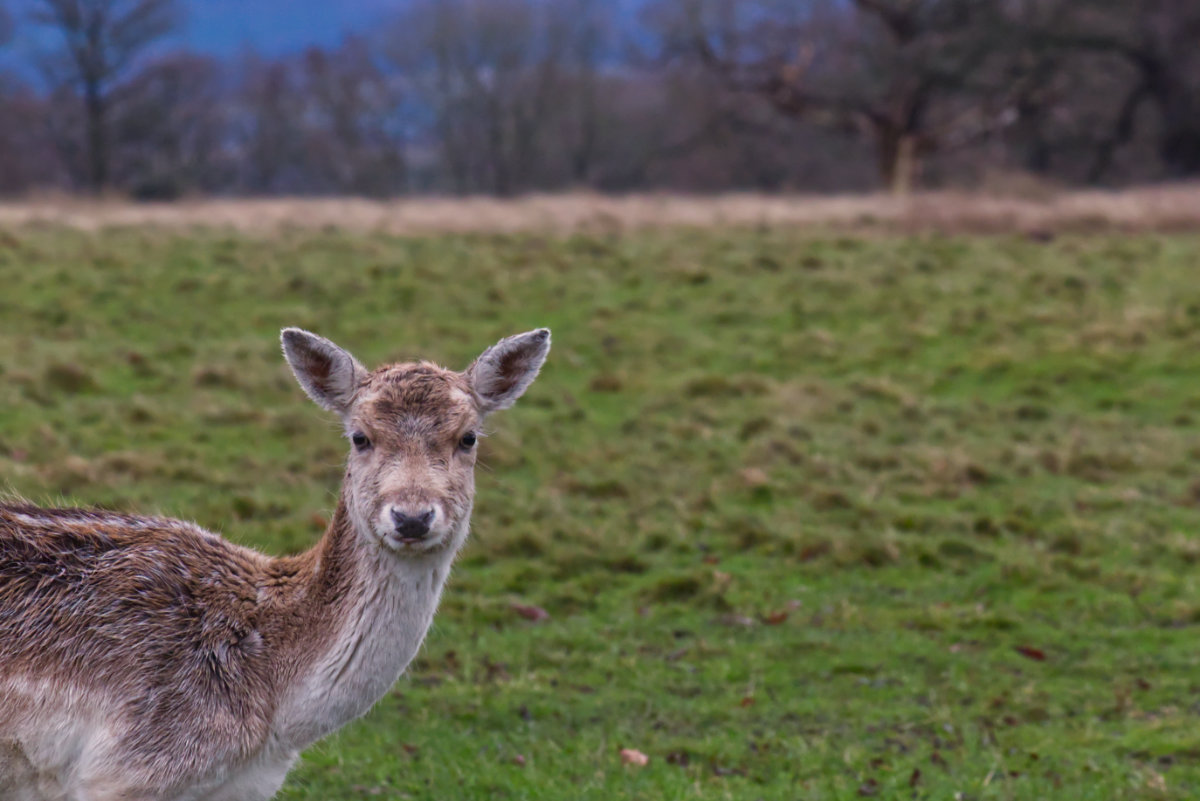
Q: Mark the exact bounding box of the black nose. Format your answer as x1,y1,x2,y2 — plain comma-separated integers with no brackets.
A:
391,508,435,539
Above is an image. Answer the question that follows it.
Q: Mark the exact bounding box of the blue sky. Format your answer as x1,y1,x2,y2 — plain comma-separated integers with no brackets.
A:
2,0,647,81
6,0,400,54
176,0,401,56
2,0,403,79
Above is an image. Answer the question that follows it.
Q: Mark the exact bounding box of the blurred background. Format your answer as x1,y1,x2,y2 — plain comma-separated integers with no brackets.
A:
0,0,1194,200
6,3,1200,798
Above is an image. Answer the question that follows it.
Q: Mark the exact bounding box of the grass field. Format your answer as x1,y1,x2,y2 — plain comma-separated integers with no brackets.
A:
2,224,1200,799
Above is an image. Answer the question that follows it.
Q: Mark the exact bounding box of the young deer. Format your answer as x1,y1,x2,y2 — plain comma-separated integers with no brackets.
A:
0,327,551,801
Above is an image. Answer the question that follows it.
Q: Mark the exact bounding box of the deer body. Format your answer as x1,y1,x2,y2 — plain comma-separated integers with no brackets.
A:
0,328,550,801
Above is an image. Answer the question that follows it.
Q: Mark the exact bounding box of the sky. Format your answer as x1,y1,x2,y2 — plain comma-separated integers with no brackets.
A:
2,0,648,81
2,0,649,83
175,0,401,56
1,0,405,79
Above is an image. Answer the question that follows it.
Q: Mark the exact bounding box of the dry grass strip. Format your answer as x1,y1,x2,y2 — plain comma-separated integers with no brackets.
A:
1,186,1199,234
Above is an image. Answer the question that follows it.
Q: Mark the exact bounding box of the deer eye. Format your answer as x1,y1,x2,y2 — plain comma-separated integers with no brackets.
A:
459,431,477,450
351,432,371,451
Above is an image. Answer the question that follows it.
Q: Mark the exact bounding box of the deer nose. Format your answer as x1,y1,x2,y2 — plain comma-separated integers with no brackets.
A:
390,508,435,540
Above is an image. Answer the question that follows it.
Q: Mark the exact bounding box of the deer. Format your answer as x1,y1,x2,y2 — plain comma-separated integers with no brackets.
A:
0,326,551,801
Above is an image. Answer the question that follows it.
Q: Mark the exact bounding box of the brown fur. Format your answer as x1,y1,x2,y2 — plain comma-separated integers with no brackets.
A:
0,327,550,800
0,500,354,793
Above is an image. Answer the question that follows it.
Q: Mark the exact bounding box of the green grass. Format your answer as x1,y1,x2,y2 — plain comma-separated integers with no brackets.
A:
3,226,1200,799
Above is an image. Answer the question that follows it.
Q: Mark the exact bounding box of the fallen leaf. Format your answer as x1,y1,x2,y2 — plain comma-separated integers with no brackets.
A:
909,767,921,787
739,695,756,708
1014,645,1046,661
798,542,830,561
511,603,549,622
740,467,769,487
762,610,789,625
711,570,732,590
702,555,720,565
620,748,649,766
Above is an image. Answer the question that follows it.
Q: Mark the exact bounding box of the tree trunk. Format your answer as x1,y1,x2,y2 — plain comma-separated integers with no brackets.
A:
84,79,107,194
878,128,918,195
1086,81,1148,184
892,135,916,195
1160,116,1200,177
487,109,512,196
1144,64,1200,177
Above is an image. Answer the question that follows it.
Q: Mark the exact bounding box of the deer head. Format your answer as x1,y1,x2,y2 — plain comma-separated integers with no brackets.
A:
281,328,550,556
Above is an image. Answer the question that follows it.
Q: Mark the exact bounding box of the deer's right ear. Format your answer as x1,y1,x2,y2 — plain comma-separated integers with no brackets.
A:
281,328,367,416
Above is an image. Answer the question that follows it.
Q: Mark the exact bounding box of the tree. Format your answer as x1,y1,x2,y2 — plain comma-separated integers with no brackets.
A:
110,53,229,197
390,0,588,194
31,0,180,193
1025,0,1200,179
231,40,408,196
233,53,304,193
0,2,60,193
654,0,1019,193
296,38,408,195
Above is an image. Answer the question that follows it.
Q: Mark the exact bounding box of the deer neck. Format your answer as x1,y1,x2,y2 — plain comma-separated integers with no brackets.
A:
269,496,458,749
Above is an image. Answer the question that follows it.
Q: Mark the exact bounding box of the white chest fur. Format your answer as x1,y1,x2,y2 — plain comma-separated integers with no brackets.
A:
272,551,452,750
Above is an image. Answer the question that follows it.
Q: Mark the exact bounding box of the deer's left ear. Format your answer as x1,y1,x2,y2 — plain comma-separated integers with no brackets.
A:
466,328,551,414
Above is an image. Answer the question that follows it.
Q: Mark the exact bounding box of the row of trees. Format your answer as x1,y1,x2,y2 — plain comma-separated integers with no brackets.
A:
0,0,1197,198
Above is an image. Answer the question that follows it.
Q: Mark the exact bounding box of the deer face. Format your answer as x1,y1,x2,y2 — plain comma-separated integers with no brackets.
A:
281,328,550,556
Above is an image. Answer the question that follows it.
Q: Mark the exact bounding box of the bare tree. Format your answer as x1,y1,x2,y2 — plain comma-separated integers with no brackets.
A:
1020,0,1200,179
547,0,618,185
110,52,229,197
0,0,1191,195
231,40,407,196
31,0,181,193
390,0,581,195
654,0,1019,193
981,0,1140,184
0,4,64,194
297,38,408,195
233,53,304,193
